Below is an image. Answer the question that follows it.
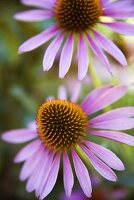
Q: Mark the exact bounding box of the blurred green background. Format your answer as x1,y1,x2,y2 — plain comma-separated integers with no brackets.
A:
1,1,134,200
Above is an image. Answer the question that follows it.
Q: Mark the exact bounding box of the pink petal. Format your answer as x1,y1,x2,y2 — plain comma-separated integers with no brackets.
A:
101,0,108,7
82,146,117,181
90,118,134,130
43,33,64,71
19,144,44,181
93,31,127,66
85,141,124,171
40,153,60,199
86,34,112,75
91,107,134,122
35,152,54,197
101,22,134,36
58,86,67,100
104,0,134,9
26,149,49,193
14,10,53,22
103,0,134,18
82,85,127,115
81,85,113,111
103,7,134,19
1,129,38,143
89,130,134,146
77,34,89,80
21,0,55,9
63,152,74,197
59,34,74,78
72,150,92,198
14,139,41,163
18,26,58,53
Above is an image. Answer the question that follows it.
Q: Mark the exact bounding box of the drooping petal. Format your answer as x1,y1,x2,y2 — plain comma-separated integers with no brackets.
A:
19,144,44,181
82,146,117,181
89,130,134,146
21,0,56,9
101,22,134,36
86,34,112,75
93,31,127,66
14,139,41,163
35,152,54,197
14,10,53,22
81,85,113,111
18,26,58,53
77,35,89,80
59,34,74,78
26,148,49,193
63,152,74,197
82,85,127,115
85,141,124,171
1,129,38,143
43,33,64,71
58,86,67,100
39,153,60,200
90,118,134,130
72,150,92,198
91,107,134,122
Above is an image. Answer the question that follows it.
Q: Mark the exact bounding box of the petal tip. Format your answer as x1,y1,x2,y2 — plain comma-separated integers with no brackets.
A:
117,163,125,171
66,191,72,198
1,133,12,143
59,73,65,79
43,64,48,72
86,193,92,198
78,74,84,81
111,175,118,182
14,156,21,163
18,48,24,54
13,14,18,20
1,134,6,141
123,60,128,67
121,165,125,171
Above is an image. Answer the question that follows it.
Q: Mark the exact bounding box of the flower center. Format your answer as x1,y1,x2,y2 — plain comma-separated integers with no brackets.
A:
54,0,102,32
36,99,88,151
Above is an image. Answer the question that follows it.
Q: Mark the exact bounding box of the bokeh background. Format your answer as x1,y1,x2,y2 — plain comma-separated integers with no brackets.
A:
1,0,134,199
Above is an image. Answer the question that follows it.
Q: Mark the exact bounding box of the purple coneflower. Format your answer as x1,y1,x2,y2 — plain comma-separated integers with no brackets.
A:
2,85,134,199
15,0,134,80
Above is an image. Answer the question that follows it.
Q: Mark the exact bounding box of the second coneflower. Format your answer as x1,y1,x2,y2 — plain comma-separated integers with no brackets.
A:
2,85,134,199
15,0,134,80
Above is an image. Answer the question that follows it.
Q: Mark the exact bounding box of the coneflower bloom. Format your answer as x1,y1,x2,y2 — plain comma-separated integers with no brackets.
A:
2,85,134,199
15,0,134,80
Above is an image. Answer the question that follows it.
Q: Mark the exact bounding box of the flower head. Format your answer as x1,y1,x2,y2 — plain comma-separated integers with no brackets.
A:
15,0,134,80
2,85,134,199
